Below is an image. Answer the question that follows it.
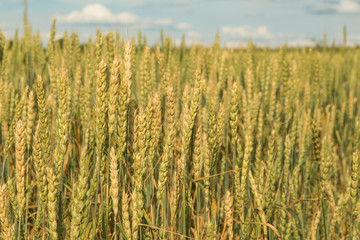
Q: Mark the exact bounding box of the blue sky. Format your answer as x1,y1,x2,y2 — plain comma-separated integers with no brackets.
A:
0,0,360,47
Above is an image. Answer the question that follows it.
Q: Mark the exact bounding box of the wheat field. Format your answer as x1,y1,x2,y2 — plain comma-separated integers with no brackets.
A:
0,19,359,239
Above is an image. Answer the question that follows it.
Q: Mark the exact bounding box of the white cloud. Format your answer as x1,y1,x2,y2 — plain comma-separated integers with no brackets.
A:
116,13,140,24
158,0,190,4
57,4,172,28
132,0,190,8
173,30,203,47
224,41,247,48
286,39,316,48
176,22,192,30
308,0,360,14
221,25,276,40
58,4,139,24
220,25,312,47
223,39,316,49
142,18,173,27
187,31,202,39
174,38,201,47
336,0,360,13
224,40,274,49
